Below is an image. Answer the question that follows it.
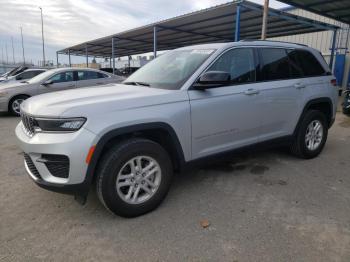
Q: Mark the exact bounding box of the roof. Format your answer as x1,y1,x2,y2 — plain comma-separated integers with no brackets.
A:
179,40,312,50
277,0,350,25
58,0,338,58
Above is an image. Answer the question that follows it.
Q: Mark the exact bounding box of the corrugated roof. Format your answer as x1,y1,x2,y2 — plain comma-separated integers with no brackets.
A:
58,0,338,58
278,0,350,25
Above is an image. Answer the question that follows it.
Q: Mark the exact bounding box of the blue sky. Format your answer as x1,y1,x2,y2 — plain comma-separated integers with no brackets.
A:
0,0,289,65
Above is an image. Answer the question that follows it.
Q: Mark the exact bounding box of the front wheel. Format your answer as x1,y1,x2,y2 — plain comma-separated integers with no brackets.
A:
9,95,29,116
96,138,173,217
290,110,328,159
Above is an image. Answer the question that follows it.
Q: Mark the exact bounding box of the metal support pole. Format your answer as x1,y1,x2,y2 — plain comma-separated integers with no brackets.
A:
11,37,15,64
235,5,241,42
329,29,337,71
128,55,131,68
56,52,58,68
261,0,269,40
20,27,25,64
68,49,71,67
153,26,157,58
112,38,115,74
85,44,88,67
39,7,46,66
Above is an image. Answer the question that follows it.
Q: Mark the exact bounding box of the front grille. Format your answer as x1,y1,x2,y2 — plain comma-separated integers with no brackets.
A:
24,153,41,179
41,154,70,179
21,112,37,137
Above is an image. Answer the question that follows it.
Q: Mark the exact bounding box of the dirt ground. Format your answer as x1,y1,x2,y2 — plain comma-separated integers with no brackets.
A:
0,112,350,262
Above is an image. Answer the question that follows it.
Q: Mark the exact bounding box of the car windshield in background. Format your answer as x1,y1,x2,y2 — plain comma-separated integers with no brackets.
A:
124,49,215,90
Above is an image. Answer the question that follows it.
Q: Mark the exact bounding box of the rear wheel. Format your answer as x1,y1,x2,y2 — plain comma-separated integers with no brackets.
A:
9,95,29,116
96,138,173,217
290,110,328,159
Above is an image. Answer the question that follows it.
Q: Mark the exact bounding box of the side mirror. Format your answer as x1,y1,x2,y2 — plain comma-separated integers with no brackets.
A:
193,71,231,90
42,80,53,86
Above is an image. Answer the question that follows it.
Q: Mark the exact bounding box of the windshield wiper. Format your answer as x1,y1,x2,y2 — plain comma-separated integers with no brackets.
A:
21,81,29,84
123,81,150,87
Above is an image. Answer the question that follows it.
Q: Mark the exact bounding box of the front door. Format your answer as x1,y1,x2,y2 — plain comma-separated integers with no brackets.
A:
39,71,76,94
189,48,262,160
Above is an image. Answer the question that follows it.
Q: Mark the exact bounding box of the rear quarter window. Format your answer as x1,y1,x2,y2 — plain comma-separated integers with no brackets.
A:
295,50,325,77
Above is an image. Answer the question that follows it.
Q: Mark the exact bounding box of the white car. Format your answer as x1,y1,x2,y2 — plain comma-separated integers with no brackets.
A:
0,69,47,84
0,67,125,116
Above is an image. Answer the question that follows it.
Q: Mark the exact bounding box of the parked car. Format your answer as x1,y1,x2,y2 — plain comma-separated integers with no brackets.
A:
0,68,124,116
0,69,47,84
0,66,30,82
16,41,338,217
120,66,139,76
100,67,139,77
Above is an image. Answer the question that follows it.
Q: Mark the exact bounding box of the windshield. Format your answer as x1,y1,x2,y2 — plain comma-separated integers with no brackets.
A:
124,49,215,90
27,70,52,84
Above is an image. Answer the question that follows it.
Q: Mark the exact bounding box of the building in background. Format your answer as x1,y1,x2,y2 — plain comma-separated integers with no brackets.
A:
270,7,350,90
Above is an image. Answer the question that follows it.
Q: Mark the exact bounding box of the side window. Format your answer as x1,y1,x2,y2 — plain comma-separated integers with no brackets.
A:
77,71,87,80
286,49,304,78
17,71,40,80
98,72,108,78
208,48,256,85
77,71,103,80
260,48,290,81
295,50,325,76
49,72,74,83
32,70,45,77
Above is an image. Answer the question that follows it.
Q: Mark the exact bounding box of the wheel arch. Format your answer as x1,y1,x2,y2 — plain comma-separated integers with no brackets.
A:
294,97,333,135
8,94,31,113
85,122,186,186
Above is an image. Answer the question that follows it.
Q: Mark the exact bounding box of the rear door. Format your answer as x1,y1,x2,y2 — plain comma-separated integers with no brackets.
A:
189,47,263,159
256,47,306,141
75,70,110,88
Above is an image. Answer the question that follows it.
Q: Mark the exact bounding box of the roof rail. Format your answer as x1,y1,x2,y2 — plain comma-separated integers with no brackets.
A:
239,39,309,47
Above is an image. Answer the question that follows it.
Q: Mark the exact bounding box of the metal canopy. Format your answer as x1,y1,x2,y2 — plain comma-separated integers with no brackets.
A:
278,0,350,25
57,0,337,60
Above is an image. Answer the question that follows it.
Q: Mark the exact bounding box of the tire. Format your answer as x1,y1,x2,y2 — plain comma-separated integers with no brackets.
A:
290,110,328,159
96,138,173,217
9,95,29,116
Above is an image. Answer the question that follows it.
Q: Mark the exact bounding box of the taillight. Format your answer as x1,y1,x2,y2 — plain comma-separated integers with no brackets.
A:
330,79,337,87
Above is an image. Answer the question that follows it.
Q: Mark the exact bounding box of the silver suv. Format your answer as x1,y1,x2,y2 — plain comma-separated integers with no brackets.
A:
16,41,338,217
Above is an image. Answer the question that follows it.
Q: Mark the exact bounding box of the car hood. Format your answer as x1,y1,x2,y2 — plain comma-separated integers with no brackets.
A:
21,83,188,117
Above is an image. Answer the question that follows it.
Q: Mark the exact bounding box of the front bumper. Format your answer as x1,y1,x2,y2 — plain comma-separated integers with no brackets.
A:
15,122,98,196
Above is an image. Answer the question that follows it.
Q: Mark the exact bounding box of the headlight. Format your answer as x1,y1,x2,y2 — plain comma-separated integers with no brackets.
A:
35,117,86,132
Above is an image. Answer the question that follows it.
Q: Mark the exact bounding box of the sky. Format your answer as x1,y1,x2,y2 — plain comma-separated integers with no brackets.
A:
0,0,289,65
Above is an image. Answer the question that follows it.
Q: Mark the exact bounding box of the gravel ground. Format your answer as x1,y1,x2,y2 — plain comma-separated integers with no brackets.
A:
0,112,349,262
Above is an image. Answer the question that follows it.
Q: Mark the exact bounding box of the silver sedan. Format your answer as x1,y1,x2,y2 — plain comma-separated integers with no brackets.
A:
0,68,125,116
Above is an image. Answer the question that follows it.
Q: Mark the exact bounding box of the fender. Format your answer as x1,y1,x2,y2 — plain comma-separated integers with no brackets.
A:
293,97,333,136
81,122,186,194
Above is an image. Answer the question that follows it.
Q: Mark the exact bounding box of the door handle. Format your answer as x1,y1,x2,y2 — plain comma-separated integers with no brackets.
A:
294,83,306,89
244,88,260,95
66,85,75,88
